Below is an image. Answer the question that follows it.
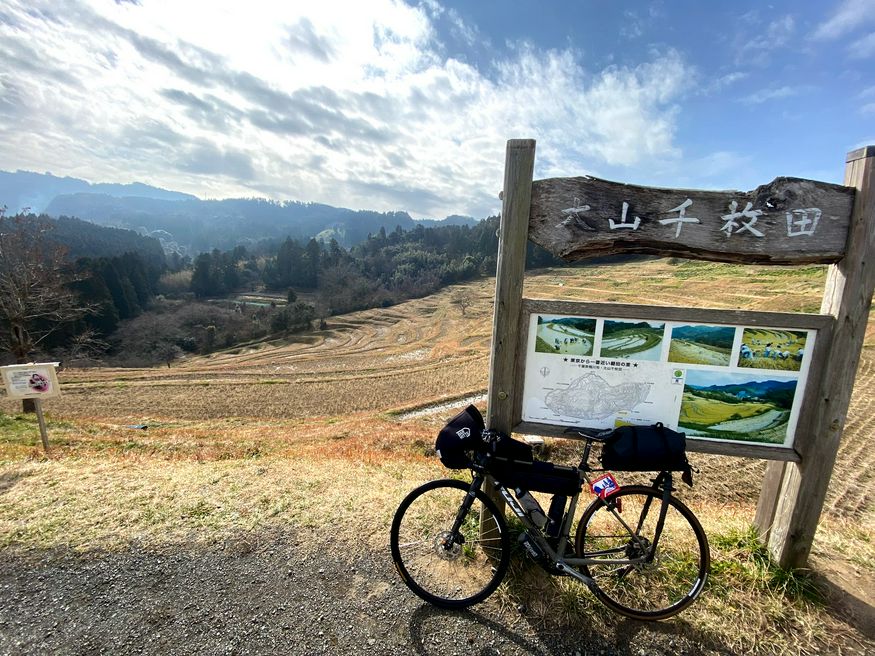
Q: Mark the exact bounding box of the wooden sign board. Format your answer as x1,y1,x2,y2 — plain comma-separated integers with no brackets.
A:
488,139,874,568
528,176,855,264
512,301,832,461
0,363,61,400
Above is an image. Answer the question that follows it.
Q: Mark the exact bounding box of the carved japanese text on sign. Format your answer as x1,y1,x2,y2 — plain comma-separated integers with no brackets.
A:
528,176,855,265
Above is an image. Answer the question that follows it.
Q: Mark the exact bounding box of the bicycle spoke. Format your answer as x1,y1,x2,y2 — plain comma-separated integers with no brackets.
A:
575,487,709,620
390,480,510,608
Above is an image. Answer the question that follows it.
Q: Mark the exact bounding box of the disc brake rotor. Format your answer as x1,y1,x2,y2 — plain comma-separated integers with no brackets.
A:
434,531,462,561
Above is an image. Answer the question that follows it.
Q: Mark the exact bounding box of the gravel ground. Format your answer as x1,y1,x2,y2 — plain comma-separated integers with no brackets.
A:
0,531,727,656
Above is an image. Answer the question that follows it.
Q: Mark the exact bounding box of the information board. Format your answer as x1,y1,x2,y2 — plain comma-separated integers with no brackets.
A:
521,313,816,449
0,363,61,400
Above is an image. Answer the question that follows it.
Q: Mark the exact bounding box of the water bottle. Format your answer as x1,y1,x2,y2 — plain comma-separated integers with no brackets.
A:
515,488,548,529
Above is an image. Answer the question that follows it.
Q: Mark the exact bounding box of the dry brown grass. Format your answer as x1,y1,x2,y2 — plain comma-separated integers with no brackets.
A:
1,260,873,655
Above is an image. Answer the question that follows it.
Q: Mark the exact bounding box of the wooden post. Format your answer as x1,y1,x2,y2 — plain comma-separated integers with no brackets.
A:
34,398,50,453
754,461,786,539
483,139,536,517
763,146,875,568
487,139,536,432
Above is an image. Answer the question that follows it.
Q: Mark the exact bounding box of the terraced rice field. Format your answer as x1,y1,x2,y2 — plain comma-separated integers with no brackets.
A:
1,258,873,655
2,260,870,519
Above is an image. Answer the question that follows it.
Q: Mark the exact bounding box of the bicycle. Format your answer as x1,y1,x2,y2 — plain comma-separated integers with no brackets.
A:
390,409,710,621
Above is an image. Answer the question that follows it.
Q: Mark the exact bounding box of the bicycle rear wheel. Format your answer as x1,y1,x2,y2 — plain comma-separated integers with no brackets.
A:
390,479,510,608
574,485,709,620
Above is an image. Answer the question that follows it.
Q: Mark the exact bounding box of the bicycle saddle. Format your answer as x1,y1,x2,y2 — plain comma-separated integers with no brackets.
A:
564,426,615,441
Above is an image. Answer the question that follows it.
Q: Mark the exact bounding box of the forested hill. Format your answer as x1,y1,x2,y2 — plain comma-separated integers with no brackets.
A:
44,194,477,254
47,215,166,269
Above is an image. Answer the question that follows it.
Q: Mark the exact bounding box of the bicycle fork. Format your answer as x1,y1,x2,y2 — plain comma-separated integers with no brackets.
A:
442,475,486,549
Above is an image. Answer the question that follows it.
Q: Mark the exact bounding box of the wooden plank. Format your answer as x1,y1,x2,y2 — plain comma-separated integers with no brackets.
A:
847,145,875,162
520,299,834,331
754,461,788,539
529,176,855,264
767,145,875,568
513,421,801,462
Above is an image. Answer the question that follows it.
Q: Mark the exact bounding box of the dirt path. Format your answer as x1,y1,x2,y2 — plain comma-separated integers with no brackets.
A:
0,533,738,656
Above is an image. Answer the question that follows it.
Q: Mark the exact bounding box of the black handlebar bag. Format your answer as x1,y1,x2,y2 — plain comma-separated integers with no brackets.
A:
434,405,486,469
601,423,692,481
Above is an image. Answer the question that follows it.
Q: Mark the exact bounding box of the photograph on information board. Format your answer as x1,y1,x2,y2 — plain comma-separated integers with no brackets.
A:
534,315,596,356
678,370,798,444
668,324,736,367
737,328,807,372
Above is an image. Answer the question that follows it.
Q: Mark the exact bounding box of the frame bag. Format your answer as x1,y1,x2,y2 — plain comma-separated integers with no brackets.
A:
486,432,580,495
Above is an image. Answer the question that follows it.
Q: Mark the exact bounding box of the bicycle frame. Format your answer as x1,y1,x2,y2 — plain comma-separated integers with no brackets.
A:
463,468,674,589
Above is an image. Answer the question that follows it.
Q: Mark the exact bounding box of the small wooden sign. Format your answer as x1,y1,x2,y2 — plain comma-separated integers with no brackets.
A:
528,176,855,264
0,363,61,400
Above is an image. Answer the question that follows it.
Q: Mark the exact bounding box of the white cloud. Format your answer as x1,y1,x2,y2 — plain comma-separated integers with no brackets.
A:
739,85,812,105
701,71,748,95
814,0,875,40
0,0,693,219
848,31,875,57
735,14,796,66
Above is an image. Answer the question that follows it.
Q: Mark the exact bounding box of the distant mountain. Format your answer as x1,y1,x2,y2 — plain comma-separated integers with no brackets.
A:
1,169,480,254
671,325,735,348
44,193,479,254
0,170,196,214
11,213,166,270
689,379,796,395
687,379,797,409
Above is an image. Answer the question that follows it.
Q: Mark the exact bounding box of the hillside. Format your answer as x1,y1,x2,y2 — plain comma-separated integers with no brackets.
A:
1,259,873,655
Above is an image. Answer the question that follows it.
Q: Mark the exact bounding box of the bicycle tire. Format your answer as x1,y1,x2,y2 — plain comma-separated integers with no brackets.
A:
574,485,709,620
390,479,510,608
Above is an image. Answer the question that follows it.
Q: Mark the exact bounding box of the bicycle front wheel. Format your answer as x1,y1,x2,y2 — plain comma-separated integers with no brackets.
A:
390,479,510,608
575,485,709,620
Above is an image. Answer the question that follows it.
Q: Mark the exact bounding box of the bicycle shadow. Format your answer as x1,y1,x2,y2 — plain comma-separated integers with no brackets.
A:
611,617,740,656
407,603,562,656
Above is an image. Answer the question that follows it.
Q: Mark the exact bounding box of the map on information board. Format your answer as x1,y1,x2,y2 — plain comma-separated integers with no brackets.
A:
522,314,816,448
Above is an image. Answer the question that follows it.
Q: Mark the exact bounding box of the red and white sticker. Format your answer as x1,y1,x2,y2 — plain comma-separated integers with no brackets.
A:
590,473,621,500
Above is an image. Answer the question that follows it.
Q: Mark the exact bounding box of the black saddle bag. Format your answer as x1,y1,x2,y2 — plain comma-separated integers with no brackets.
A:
601,423,691,477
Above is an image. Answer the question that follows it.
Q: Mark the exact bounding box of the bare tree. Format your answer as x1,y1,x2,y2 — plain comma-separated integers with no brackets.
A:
0,211,89,409
451,291,474,317
66,328,110,367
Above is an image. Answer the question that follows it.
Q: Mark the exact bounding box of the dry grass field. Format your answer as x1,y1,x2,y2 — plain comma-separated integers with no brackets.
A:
1,259,873,655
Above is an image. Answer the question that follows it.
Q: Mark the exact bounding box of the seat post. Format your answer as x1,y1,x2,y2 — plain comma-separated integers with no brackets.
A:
579,439,594,470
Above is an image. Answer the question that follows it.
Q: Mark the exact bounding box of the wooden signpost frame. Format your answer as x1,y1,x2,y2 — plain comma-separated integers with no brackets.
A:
485,139,875,569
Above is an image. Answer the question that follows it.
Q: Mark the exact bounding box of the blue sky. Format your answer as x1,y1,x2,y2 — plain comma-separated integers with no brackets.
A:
0,0,872,218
